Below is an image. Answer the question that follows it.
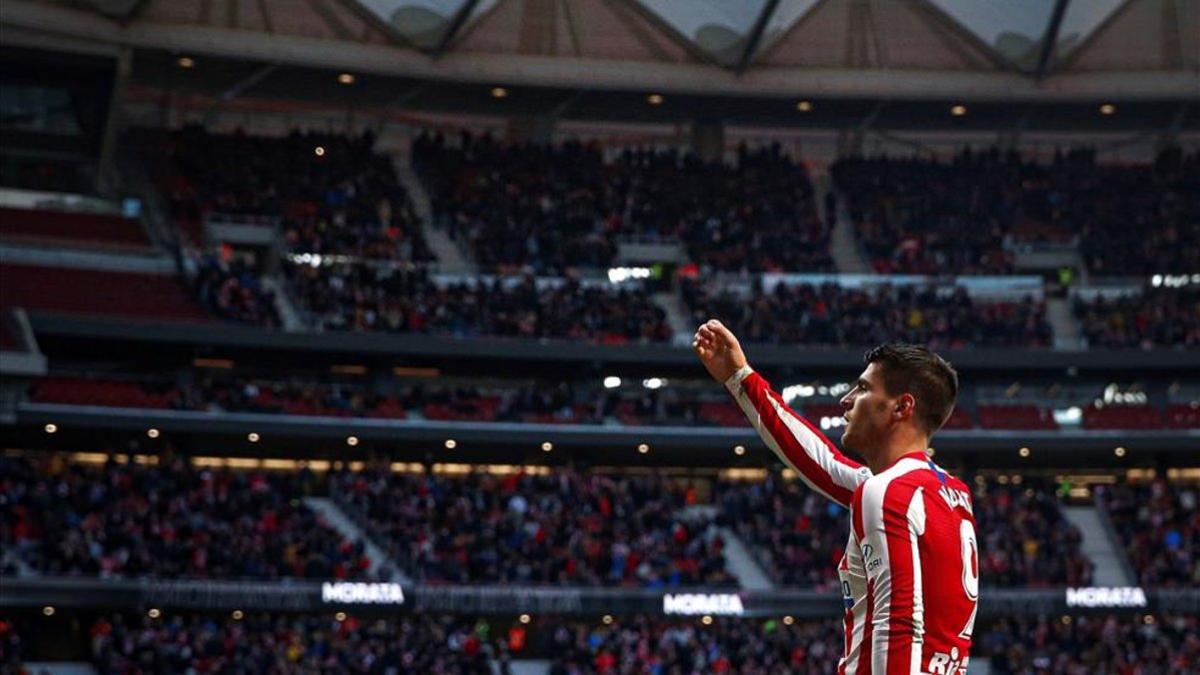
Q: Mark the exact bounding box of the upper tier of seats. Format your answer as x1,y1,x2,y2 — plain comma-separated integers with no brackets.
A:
832,146,1198,276
413,131,833,274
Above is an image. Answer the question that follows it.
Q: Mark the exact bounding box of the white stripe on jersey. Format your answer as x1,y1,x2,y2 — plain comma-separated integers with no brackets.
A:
724,365,868,505
861,457,926,675
907,487,927,674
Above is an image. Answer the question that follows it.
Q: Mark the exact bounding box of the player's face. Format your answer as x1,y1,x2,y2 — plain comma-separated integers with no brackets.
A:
839,363,893,453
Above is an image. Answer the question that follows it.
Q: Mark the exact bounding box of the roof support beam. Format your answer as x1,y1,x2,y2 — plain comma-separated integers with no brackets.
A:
4,0,1198,102
217,63,279,102
1035,0,1072,78
433,0,480,56
736,0,780,73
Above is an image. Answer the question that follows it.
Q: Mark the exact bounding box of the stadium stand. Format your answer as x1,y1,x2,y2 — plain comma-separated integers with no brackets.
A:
1074,285,1200,349
286,266,672,341
413,132,832,274
0,262,211,323
86,613,497,675
332,466,733,587
0,455,374,580
715,476,849,590
545,615,845,674
0,206,150,250
682,278,1053,348
160,126,432,263
975,614,1200,674
972,478,1095,588
832,147,1199,277
1098,481,1199,587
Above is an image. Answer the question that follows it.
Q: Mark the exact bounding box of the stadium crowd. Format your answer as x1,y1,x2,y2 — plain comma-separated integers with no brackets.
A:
1098,480,1199,586
1074,286,1200,349
88,613,499,675
162,126,432,263
192,253,281,328
715,476,849,590
0,455,373,581
972,478,1095,587
976,614,1200,674
683,278,1053,348
832,146,1199,277
545,615,844,675
285,267,671,342
413,131,832,274
332,466,733,587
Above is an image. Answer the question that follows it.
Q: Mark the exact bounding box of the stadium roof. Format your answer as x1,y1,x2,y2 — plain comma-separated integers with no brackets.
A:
2,0,1197,106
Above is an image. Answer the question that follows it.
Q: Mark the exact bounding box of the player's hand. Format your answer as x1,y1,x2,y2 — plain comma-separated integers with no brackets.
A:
692,319,748,383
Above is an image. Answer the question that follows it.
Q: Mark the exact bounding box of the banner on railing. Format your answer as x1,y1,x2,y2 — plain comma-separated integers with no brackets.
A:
4,578,1194,618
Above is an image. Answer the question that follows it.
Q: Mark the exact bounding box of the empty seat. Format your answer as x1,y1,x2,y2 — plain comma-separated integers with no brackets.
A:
0,263,211,323
0,207,149,248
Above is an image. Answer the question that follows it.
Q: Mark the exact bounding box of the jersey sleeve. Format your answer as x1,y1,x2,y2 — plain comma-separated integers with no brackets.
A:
724,365,869,507
860,479,927,675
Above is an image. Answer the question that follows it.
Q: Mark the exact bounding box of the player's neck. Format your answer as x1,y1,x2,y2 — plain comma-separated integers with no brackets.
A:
867,432,929,474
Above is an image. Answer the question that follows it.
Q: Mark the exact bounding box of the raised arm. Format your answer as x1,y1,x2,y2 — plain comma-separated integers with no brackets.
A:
693,320,870,507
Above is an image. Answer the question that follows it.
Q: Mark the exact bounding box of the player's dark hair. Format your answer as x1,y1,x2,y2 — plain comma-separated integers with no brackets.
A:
864,343,959,435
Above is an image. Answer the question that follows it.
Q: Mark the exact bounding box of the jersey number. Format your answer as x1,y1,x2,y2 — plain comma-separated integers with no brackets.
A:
958,519,979,639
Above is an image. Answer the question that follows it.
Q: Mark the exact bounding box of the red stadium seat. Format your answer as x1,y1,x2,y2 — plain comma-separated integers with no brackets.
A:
977,405,1058,430
30,377,173,409
0,207,150,249
0,263,211,323
1083,405,1163,430
1165,404,1200,429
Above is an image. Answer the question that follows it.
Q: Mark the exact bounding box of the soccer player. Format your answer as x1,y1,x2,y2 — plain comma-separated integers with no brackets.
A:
693,319,977,675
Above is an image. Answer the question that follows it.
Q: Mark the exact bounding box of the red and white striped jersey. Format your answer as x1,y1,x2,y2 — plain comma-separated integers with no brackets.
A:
725,366,978,675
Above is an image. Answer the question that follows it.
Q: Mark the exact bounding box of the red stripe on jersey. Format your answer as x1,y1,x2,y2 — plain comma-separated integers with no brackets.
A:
856,578,875,675
882,481,922,674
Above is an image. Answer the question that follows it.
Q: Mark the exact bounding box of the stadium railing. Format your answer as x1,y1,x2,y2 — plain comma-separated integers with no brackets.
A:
4,576,1194,620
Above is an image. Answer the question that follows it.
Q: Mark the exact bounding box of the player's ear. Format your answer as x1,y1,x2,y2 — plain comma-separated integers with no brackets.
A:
894,393,916,421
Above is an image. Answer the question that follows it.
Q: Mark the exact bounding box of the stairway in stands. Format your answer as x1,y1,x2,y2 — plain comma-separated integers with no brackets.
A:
824,182,871,274
1063,505,1136,586
393,156,474,273
303,497,410,584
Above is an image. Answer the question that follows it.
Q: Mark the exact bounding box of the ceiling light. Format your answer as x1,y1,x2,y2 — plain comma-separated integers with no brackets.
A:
796,100,813,112
232,610,244,620
491,87,508,98
177,56,195,68
346,436,359,447
1114,446,1126,457
335,612,347,622
42,606,55,616
337,73,356,85
647,93,664,106
541,442,553,452
1099,103,1116,115
248,432,260,443
1018,446,1030,458
783,615,795,625
314,146,325,157
519,614,531,624
950,105,967,116
637,443,650,454
147,608,161,619
147,428,160,439
733,445,746,456
44,423,57,434
701,615,713,625
602,614,614,624
445,439,457,449
603,376,621,389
